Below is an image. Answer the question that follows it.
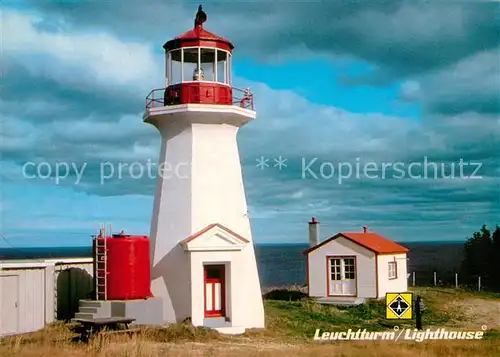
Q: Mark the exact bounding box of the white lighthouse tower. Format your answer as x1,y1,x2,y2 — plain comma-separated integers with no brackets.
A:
144,6,264,334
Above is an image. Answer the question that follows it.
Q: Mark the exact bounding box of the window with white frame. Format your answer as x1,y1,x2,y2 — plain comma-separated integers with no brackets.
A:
388,261,397,279
330,258,341,281
343,258,355,279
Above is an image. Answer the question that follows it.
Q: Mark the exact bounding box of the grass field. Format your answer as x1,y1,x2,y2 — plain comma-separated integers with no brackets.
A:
1,287,499,356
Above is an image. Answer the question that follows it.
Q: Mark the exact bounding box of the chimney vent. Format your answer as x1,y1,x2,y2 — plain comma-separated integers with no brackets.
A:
308,217,319,247
363,226,367,233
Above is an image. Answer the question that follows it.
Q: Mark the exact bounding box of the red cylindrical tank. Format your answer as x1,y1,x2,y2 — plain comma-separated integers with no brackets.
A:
95,234,151,300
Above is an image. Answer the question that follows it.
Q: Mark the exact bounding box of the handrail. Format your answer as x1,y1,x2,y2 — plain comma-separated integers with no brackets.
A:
231,87,254,110
145,84,254,111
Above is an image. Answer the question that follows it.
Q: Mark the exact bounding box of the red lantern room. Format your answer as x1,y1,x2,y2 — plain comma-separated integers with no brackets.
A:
145,5,253,110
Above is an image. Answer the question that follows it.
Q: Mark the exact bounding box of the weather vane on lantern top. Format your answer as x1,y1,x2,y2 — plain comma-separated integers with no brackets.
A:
194,5,207,28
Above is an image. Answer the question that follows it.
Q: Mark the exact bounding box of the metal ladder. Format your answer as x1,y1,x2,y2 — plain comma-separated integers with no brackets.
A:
95,224,110,300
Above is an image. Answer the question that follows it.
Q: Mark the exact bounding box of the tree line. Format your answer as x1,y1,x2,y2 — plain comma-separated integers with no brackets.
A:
461,224,500,291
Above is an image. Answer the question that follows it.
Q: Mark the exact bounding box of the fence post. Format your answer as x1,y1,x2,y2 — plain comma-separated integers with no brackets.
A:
478,276,481,291
434,272,437,286
455,273,458,288
412,271,415,286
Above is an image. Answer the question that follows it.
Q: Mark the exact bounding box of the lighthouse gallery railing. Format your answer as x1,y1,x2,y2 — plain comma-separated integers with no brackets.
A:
145,85,254,111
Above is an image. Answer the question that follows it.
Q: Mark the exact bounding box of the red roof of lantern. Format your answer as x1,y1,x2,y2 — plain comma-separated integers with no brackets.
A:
163,5,234,52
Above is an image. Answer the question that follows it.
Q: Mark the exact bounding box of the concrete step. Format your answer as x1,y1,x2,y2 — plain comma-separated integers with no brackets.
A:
78,300,113,318
203,318,229,328
92,311,112,318
79,300,103,308
315,297,366,306
212,326,246,335
74,312,95,319
78,307,98,314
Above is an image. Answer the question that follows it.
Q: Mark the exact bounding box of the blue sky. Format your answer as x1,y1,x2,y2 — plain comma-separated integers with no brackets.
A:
1,1,499,247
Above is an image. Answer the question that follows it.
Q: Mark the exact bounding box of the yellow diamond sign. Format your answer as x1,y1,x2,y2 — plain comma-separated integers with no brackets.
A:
386,293,413,319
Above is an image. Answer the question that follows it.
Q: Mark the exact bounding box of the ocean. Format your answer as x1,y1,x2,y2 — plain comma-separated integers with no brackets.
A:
0,242,464,287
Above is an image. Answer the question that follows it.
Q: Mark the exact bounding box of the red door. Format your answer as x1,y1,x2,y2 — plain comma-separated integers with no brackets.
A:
204,265,225,317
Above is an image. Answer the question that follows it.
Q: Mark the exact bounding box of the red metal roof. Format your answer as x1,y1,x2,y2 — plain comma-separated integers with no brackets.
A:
304,231,409,255
175,26,231,44
164,25,234,52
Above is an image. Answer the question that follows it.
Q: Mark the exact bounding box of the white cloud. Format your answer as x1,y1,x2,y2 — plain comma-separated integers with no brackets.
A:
353,3,467,44
423,50,500,107
400,49,500,115
2,10,162,93
400,80,421,101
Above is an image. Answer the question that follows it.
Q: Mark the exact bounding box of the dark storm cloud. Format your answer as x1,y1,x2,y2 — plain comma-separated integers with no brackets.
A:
242,149,498,226
2,62,143,123
429,97,500,116
21,0,500,118
23,0,500,80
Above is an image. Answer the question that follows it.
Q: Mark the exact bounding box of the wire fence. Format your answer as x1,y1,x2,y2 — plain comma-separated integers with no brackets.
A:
407,270,491,292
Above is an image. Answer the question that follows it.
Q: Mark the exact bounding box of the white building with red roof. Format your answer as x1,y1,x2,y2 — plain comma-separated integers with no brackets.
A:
303,218,409,303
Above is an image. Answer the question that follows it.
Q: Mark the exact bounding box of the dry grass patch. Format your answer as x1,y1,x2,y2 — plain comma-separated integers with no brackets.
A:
2,287,500,356
2,335,500,357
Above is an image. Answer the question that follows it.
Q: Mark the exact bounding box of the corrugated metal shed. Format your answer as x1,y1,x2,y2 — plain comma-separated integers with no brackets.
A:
0,258,93,336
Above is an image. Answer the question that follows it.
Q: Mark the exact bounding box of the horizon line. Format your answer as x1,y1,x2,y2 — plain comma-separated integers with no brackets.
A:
0,240,468,250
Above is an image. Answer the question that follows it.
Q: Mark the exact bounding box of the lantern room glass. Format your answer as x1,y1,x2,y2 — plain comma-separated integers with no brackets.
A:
166,47,231,86
200,48,215,81
169,50,182,84
182,48,198,82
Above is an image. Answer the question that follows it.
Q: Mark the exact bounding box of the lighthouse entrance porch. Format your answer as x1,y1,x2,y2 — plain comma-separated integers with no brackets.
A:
180,223,252,334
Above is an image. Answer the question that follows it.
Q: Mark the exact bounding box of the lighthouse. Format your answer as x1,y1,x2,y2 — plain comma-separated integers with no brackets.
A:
143,6,264,334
